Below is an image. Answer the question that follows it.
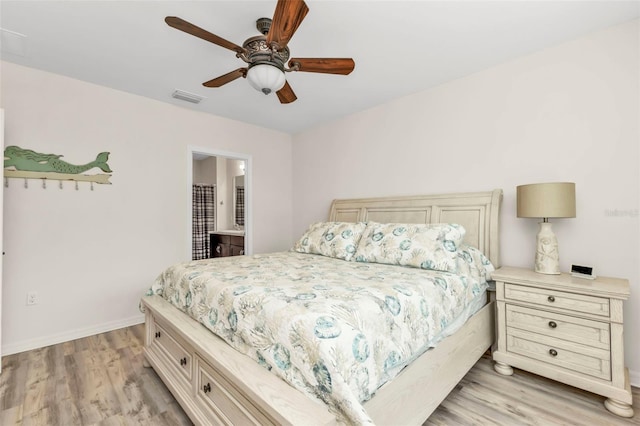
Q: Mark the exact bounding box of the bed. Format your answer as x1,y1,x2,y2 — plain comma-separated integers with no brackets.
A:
140,189,502,425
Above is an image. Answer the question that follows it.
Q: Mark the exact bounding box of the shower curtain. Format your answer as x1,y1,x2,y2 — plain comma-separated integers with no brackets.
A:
192,184,216,260
235,186,245,226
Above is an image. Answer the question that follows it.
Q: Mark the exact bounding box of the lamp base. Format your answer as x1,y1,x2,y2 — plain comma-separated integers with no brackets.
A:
534,222,560,274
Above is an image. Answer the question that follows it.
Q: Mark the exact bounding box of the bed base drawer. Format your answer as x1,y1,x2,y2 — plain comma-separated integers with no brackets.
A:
150,318,193,383
196,356,275,426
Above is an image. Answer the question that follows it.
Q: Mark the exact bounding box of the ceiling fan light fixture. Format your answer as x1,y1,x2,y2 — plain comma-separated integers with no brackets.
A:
246,63,286,95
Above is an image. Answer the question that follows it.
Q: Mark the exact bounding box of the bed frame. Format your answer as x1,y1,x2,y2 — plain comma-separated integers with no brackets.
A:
141,189,502,425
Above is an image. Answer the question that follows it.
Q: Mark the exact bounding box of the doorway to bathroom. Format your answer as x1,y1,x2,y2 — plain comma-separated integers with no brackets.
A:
187,146,251,261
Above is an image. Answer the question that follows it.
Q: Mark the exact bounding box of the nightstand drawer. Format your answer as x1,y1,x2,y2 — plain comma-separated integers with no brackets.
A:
506,328,611,380
506,305,610,350
504,284,610,317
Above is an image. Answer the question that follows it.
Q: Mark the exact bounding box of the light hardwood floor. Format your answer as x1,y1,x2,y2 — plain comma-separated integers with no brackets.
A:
1,324,638,425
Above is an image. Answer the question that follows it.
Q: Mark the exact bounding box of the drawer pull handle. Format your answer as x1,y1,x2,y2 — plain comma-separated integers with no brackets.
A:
155,331,161,338
549,349,558,357
203,383,211,393
216,245,222,254
548,321,557,328
180,357,187,366
547,296,555,303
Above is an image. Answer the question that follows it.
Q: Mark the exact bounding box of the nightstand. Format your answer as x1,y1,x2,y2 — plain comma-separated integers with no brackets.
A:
492,266,634,418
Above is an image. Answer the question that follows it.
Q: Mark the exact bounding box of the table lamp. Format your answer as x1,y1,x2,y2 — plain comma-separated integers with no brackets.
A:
517,182,576,274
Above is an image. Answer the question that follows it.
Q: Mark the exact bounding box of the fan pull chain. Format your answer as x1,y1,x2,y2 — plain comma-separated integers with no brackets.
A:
4,177,8,188
75,181,79,191
59,180,63,189
91,181,94,191
42,179,47,189
24,178,28,189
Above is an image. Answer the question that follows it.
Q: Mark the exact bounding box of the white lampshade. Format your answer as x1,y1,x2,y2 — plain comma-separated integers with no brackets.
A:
246,64,286,95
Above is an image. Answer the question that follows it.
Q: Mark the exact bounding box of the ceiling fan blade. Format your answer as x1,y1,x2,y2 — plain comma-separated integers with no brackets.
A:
165,16,245,54
203,68,247,88
289,58,355,75
276,81,297,104
266,0,309,48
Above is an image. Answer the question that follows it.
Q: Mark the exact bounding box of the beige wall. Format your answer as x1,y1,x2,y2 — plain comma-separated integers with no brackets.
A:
0,61,293,354
193,157,217,185
292,20,640,383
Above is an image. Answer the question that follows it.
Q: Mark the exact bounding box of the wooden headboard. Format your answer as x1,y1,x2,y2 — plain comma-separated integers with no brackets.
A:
328,189,503,268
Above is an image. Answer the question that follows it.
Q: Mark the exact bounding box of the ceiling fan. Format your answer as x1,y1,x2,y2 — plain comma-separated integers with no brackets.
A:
165,0,355,104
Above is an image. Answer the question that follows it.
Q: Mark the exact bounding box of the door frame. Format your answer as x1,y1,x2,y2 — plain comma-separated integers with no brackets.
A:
187,145,252,260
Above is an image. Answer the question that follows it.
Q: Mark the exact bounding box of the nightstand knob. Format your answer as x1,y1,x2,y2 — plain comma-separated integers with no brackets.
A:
547,295,555,303
549,349,558,357
548,321,557,328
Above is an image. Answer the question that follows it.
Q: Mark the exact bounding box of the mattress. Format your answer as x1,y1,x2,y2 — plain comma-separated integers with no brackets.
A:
145,249,493,424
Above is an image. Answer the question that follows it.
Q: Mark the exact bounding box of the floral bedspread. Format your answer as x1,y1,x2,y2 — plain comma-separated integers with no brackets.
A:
144,250,491,425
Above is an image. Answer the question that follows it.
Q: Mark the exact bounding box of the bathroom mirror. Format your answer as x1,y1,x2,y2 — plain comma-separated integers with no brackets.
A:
233,175,245,229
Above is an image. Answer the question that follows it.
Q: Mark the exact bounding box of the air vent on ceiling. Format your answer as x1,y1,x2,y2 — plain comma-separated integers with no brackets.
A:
172,89,205,104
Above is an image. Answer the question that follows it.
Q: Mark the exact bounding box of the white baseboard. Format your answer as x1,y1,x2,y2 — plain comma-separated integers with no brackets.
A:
630,369,639,388
1,314,145,356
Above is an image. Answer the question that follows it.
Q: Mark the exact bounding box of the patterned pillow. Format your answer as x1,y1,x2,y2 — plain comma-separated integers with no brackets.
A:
457,243,495,280
353,222,466,273
293,222,367,261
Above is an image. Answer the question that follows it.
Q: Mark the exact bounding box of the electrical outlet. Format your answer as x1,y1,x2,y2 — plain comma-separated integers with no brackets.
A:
27,291,38,306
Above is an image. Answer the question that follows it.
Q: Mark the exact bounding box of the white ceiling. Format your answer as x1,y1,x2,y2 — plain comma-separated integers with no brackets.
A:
1,1,638,134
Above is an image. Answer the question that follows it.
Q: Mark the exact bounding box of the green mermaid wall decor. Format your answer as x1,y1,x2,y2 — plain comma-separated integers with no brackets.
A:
4,145,113,185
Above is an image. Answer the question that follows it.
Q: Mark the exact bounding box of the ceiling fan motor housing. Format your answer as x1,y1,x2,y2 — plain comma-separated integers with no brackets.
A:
243,35,290,72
